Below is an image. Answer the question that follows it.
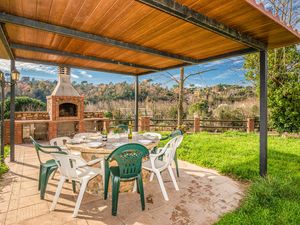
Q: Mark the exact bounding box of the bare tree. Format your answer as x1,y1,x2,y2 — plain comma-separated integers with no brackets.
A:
164,67,214,126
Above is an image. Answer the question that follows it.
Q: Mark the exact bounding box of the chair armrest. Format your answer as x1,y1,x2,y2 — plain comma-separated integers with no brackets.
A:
149,147,165,159
86,158,103,166
46,150,67,155
40,144,63,151
160,136,169,141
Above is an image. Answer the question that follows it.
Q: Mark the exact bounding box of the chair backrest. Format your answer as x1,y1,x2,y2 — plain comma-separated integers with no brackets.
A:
50,137,71,147
169,129,183,138
116,124,128,132
106,143,149,179
51,153,78,179
162,135,183,167
30,136,62,165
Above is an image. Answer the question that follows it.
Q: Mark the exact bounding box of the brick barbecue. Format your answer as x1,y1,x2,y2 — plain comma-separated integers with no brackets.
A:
5,66,107,145
46,66,85,139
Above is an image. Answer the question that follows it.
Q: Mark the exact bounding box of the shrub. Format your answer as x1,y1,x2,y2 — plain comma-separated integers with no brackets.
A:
0,96,46,119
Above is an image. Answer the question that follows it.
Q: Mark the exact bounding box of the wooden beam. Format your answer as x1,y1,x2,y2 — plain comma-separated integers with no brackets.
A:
137,0,267,50
138,48,257,76
15,57,135,76
10,43,159,71
0,24,14,59
0,13,198,63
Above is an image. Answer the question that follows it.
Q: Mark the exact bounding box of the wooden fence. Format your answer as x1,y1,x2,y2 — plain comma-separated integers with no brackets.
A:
149,117,259,133
108,117,259,133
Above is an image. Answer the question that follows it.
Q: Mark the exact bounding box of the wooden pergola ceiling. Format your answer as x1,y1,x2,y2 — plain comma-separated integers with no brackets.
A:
0,0,299,76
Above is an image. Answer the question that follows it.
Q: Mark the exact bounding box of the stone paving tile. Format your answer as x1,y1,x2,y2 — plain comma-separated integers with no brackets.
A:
17,202,49,223
4,210,18,225
0,213,6,225
0,144,246,225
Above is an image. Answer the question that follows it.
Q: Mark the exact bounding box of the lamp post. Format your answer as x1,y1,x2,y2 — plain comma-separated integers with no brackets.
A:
0,68,20,163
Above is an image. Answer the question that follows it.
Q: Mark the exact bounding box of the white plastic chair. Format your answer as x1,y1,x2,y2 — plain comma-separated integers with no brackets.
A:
142,132,162,140
50,152,104,217
142,135,183,201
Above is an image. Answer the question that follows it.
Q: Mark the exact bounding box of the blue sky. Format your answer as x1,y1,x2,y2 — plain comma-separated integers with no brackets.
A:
0,55,249,87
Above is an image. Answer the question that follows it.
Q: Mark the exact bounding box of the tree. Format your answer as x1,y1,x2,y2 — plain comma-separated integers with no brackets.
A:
164,67,213,126
244,0,300,133
189,100,209,117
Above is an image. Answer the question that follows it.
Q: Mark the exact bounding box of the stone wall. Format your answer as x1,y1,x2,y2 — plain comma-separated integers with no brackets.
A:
14,111,104,121
84,111,104,118
15,112,50,120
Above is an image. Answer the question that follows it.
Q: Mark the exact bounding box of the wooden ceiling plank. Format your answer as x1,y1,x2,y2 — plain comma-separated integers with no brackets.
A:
10,43,160,71
0,12,199,63
5,24,180,68
137,0,267,50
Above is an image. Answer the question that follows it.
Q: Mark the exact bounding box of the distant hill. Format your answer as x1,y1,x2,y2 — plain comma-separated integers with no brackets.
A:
13,79,257,119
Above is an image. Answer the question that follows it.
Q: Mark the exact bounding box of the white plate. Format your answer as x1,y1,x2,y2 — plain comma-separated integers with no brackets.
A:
68,139,82,144
86,142,102,148
138,139,153,145
143,134,157,140
88,136,101,141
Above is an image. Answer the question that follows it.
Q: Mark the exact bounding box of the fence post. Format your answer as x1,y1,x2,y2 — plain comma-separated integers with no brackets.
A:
247,118,255,133
194,115,200,133
140,116,150,132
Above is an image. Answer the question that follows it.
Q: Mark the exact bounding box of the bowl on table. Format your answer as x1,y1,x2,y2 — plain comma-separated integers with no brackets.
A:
86,142,103,148
138,139,153,145
67,139,83,144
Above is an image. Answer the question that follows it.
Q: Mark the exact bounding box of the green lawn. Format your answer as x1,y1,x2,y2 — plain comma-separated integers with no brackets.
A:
176,132,300,225
0,146,9,177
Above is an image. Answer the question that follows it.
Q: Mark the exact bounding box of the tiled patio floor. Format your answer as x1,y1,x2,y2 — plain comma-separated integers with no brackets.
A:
0,144,245,225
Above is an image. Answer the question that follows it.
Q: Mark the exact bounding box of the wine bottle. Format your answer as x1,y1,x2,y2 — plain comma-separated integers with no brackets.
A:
128,121,133,140
102,126,108,142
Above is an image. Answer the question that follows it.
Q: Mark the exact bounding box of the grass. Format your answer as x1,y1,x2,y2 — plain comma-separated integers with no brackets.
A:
0,146,9,177
175,131,300,225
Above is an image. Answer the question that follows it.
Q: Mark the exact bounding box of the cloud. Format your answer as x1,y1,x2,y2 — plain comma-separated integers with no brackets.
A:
71,73,79,79
79,70,92,78
17,62,56,75
0,59,57,75
232,59,244,65
0,59,10,72
212,70,233,80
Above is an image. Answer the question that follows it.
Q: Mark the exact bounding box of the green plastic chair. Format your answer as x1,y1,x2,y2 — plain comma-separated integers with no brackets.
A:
116,124,128,132
158,129,183,177
30,137,71,199
104,143,149,216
